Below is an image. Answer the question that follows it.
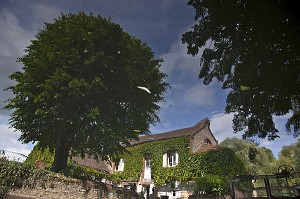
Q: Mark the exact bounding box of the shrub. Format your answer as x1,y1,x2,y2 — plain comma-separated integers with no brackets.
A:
26,144,106,181
0,157,47,197
194,175,228,195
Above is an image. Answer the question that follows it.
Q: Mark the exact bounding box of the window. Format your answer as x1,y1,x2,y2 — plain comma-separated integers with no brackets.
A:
205,139,212,144
163,151,178,167
145,156,151,169
167,152,176,166
144,155,152,180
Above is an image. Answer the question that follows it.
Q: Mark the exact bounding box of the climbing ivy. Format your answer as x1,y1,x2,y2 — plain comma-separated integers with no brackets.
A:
27,137,247,188
112,136,246,186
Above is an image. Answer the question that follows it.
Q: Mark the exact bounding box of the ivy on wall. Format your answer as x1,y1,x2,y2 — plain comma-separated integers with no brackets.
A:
26,137,247,187
112,136,247,186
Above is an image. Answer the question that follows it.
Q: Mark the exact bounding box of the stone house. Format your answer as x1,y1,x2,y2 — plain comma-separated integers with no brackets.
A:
73,118,219,199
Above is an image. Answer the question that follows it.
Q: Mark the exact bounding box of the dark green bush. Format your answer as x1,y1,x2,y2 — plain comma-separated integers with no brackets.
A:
0,157,47,197
194,175,228,195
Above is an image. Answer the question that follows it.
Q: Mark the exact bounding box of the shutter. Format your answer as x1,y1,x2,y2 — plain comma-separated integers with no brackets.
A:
175,152,179,165
119,159,124,171
162,153,167,167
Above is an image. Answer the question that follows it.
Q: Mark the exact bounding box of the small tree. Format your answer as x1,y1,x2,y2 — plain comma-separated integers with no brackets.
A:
220,138,277,175
278,139,300,172
5,12,169,172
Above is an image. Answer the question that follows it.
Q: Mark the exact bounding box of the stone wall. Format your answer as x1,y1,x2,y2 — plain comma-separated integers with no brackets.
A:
7,173,138,199
6,173,232,199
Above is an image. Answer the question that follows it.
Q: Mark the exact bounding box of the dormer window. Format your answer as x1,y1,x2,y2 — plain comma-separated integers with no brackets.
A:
115,159,124,172
163,151,178,167
205,139,211,145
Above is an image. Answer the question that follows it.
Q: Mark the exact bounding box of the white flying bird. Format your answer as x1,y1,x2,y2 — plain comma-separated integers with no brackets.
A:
137,86,151,94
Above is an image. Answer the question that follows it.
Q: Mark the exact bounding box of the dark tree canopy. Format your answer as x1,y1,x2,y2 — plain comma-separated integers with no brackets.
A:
5,12,169,172
182,0,300,139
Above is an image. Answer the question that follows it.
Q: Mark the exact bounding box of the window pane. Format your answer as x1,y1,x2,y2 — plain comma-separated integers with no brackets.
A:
146,159,151,168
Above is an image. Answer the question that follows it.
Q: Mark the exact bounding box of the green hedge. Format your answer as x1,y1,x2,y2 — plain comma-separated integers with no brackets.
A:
0,157,47,197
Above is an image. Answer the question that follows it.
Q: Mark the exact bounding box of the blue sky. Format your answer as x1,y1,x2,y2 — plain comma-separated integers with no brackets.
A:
0,0,297,158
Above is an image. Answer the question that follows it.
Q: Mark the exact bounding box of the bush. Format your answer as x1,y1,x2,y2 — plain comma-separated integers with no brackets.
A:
24,143,54,169
26,143,106,181
194,175,228,195
0,157,47,197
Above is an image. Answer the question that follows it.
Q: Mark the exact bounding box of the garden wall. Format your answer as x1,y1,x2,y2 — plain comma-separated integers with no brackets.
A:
7,173,138,199
7,173,232,199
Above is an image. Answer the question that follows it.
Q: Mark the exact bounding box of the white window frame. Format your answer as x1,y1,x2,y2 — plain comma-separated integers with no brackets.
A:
145,156,151,169
163,151,178,167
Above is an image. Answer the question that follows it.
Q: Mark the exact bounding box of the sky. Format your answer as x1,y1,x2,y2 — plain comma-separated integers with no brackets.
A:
0,0,297,159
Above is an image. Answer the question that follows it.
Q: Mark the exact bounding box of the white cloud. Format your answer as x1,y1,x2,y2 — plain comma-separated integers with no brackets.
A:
160,40,202,75
210,112,241,143
0,8,36,157
259,113,296,158
29,3,61,26
182,83,217,108
210,112,298,159
0,123,34,156
0,7,36,117
0,8,33,59
159,38,221,109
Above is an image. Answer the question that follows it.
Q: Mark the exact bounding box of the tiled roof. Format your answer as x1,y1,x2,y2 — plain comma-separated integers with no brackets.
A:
70,155,112,173
71,118,216,172
130,118,211,146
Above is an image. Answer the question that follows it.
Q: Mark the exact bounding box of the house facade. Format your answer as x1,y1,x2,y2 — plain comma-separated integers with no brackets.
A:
74,118,220,198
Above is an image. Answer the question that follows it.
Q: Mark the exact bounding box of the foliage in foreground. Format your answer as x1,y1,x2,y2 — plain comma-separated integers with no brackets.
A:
0,156,107,198
182,0,300,140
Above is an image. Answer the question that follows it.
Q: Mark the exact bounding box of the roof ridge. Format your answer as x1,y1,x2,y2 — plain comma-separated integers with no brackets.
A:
130,118,210,146
193,117,209,128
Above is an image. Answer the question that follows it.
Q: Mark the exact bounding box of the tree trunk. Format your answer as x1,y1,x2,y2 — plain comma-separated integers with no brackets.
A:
51,126,70,173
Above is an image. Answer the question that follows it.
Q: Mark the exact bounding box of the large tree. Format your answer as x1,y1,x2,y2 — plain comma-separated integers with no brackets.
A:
5,12,169,172
182,0,300,139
